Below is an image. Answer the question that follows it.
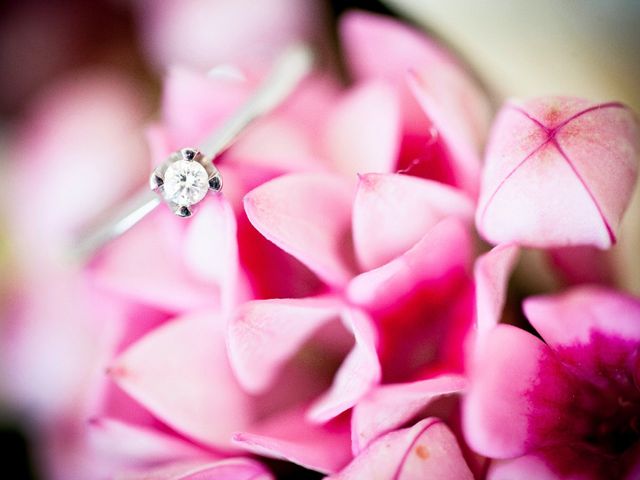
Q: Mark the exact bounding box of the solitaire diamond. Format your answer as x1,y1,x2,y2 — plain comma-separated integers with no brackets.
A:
163,159,209,206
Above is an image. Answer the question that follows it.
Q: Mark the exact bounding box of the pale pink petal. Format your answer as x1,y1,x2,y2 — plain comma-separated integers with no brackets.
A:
347,218,471,310
161,66,249,148
474,244,520,340
330,418,473,480
339,11,437,132
88,417,209,466
233,407,352,474
227,297,342,394
108,312,251,449
7,70,149,273
524,286,640,349
323,81,400,178
477,97,640,249
117,458,272,480
184,196,238,314
352,375,467,453
0,275,119,419
137,0,323,74
487,454,560,480
307,309,381,423
244,173,357,287
227,113,320,172
352,173,474,270
463,325,552,458
89,209,218,313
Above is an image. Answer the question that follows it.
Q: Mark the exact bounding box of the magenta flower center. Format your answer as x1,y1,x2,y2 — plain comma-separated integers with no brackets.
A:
530,332,640,477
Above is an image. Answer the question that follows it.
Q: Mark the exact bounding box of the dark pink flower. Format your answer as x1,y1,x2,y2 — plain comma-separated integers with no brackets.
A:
464,286,640,479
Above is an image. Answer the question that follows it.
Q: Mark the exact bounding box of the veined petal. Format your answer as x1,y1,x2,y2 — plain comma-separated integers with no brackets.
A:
323,81,401,178
108,312,251,449
329,418,473,480
233,407,352,474
477,97,640,249
352,375,467,453
474,244,520,341
307,308,381,423
352,173,474,271
244,173,357,287
227,297,342,394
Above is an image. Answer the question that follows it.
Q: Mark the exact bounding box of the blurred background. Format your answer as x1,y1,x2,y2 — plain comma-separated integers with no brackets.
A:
1,0,639,478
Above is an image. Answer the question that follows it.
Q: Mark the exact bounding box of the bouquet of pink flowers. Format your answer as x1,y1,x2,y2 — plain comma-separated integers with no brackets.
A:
1,3,639,479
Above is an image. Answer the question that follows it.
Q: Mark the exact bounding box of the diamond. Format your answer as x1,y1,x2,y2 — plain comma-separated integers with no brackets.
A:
163,159,209,206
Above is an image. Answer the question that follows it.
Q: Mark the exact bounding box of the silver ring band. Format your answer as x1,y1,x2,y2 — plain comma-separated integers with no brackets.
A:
74,44,314,262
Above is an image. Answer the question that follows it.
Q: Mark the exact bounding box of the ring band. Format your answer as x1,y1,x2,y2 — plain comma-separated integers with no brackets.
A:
74,44,314,262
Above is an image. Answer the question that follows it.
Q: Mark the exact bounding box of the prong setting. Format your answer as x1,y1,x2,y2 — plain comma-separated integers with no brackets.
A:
150,147,222,217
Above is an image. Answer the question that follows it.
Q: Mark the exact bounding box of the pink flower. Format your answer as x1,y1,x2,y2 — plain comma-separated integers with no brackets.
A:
464,286,640,479
476,97,640,249
340,11,491,195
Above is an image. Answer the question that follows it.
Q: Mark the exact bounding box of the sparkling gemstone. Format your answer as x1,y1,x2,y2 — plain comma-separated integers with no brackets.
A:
163,159,209,206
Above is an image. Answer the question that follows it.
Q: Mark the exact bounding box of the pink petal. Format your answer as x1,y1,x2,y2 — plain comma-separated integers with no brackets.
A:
117,458,273,480
88,417,208,466
352,375,467,453
244,173,357,287
477,97,640,249
463,325,552,458
307,308,381,423
227,297,342,394
546,246,614,286
524,286,640,349
184,196,238,314
89,209,218,313
236,208,326,299
330,418,473,480
323,81,400,178
352,173,474,270
408,63,490,196
108,312,251,449
339,11,438,132
473,244,520,341
347,218,471,310
487,454,561,480
233,407,352,474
